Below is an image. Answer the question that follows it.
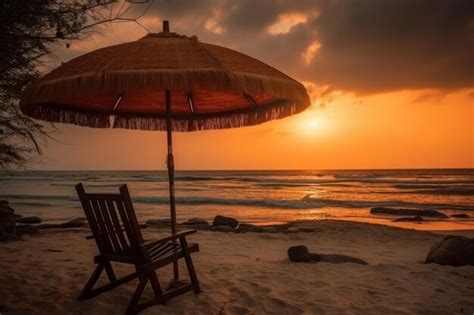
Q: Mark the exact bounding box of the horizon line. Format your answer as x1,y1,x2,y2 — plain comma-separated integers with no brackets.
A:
3,167,474,172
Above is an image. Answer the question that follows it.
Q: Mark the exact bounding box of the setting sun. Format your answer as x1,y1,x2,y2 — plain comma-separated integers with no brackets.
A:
307,118,318,129
303,118,320,134
295,115,326,136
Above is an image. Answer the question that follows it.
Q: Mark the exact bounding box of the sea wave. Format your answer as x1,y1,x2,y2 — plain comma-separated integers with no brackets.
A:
2,193,473,211
404,187,474,196
133,196,321,209
41,177,474,192
12,201,59,207
333,173,382,179
49,182,121,188
300,194,474,211
133,195,474,211
2,172,474,188
0,194,74,201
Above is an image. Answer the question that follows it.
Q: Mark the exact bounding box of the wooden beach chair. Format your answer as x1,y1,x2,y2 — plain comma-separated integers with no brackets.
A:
75,183,201,314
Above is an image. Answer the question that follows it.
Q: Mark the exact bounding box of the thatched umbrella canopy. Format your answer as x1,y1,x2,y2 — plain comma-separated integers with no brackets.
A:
20,21,310,279
20,23,310,131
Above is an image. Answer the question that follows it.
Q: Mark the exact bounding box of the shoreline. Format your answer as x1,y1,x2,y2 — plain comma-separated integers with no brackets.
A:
7,217,474,238
317,216,474,232
5,196,474,234
247,219,474,237
227,217,474,235
9,201,474,233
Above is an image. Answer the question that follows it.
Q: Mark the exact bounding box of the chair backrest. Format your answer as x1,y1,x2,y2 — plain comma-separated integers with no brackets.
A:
76,183,144,256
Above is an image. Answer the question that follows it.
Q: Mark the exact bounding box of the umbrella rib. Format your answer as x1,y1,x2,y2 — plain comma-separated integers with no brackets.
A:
112,94,124,112
197,43,228,73
187,91,195,113
243,93,257,108
96,44,126,74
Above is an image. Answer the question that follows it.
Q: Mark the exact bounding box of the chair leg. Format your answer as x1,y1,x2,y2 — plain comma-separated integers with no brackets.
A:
149,271,163,296
104,261,117,282
180,238,201,293
126,276,148,315
79,261,139,302
79,263,105,300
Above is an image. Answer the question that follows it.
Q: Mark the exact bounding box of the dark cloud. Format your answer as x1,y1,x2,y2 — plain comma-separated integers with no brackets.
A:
309,0,474,93
139,0,474,93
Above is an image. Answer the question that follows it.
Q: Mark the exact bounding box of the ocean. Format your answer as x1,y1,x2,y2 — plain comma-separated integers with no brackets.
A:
1,169,473,230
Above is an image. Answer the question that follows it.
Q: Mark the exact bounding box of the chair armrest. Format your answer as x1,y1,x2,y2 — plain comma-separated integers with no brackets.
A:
85,224,148,240
139,229,197,249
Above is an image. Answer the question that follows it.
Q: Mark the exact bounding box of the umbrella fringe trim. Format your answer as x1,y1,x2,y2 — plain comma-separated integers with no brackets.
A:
24,105,111,128
113,101,304,131
24,100,305,131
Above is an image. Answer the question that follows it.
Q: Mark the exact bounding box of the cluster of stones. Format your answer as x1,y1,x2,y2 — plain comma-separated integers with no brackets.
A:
287,236,474,267
146,215,316,234
0,200,18,241
370,207,470,222
0,200,88,242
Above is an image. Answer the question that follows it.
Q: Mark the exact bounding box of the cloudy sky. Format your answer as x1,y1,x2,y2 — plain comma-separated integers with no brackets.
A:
33,0,473,170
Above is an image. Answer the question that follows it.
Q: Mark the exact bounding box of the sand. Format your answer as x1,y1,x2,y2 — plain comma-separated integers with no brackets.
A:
0,220,473,314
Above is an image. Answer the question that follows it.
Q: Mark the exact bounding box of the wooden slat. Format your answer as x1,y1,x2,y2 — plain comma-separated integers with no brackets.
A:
76,184,106,253
119,185,144,245
86,199,106,252
90,199,113,254
140,249,187,274
149,243,184,261
83,193,123,200
148,242,174,257
115,200,135,246
100,199,121,253
107,200,129,251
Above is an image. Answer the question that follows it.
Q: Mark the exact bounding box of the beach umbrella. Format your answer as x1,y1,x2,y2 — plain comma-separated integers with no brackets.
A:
20,21,310,279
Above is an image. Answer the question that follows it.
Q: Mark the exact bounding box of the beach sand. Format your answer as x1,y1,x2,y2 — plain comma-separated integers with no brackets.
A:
1,220,473,314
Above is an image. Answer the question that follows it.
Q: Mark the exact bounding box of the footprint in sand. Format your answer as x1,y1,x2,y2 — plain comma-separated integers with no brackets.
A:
225,305,251,314
282,289,308,299
246,281,272,293
228,287,256,307
264,297,304,314
43,248,63,252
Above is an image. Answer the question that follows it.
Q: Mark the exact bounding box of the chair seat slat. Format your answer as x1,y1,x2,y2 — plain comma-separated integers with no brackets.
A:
148,242,174,256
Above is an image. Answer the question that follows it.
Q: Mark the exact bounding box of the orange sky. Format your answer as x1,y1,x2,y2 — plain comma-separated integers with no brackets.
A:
30,2,473,170
33,87,473,170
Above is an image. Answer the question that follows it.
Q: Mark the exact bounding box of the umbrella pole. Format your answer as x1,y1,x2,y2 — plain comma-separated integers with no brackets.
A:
166,89,179,281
